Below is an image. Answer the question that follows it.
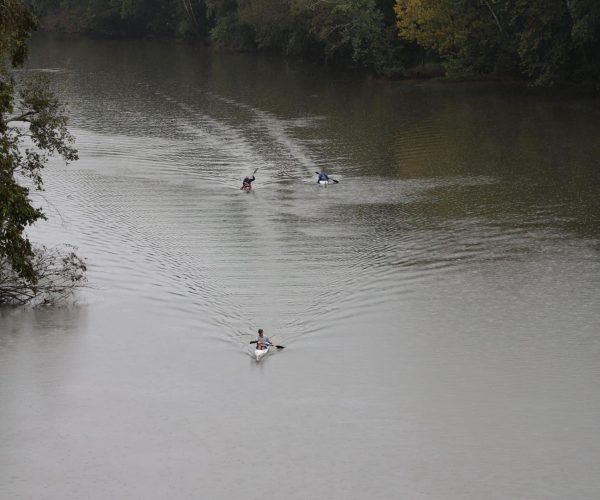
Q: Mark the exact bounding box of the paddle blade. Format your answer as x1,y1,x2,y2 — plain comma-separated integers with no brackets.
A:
332,179,339,183
275,345,285,349
249,340,257,344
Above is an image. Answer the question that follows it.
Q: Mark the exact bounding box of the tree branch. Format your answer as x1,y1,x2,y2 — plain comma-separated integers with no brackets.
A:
482,0,503,33
7,110,36,123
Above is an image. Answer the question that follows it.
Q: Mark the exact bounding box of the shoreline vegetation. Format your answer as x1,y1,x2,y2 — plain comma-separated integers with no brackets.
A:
1,0,85,306
26,0,600,92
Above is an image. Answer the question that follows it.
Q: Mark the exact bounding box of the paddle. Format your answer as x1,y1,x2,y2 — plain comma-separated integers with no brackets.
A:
314,171,339,183
249,340,285,349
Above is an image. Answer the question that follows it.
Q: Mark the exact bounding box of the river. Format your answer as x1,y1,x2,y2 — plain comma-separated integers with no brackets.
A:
1,35,599,499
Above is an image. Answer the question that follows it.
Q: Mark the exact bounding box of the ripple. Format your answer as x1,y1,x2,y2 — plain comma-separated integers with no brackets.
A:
27,68,600,357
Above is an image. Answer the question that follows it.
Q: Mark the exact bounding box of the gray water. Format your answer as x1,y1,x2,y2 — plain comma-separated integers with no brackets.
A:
1,35,600,499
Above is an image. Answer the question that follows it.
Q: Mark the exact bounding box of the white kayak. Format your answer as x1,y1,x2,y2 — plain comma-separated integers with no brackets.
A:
318,179,329,186
254,345,271,361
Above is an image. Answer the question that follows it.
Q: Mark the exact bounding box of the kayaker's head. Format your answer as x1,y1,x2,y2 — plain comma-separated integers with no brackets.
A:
258,329,263,336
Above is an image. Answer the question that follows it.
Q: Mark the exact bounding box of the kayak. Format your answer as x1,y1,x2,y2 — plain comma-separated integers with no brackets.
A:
241,184,252,193
318,179,329,187
255,345,271,361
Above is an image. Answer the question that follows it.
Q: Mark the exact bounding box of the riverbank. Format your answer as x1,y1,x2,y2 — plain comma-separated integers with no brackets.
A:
30,1,600,92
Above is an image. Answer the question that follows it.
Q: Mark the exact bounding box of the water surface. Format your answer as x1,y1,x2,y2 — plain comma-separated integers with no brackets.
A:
1,35,599,499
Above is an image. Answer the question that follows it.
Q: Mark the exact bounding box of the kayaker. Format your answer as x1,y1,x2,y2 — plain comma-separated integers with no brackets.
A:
256,329,272,350
317,171,330,183
241,174,255,190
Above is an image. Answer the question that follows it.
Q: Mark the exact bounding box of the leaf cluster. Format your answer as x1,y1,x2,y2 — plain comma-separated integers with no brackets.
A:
1,0,38,67
205,0,408,75
31,0,208,40
395,0,600,88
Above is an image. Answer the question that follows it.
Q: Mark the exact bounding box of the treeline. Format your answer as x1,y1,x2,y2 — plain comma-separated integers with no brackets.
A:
28,0,600,88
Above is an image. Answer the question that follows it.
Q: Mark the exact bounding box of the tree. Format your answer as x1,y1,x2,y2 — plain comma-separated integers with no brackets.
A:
567,0,600,88
309,0,388,68
395,0,503,76
508,0,573,86
395,0,600,87
1,0,86,305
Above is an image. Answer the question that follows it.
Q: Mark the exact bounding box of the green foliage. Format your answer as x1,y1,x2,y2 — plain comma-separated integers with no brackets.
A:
395,0,503,77
507,0,572,86
2,0,39,66
313,0,386,64
237,0,294,51
0,175,45,285
1,0,83,304
209,12,256,50
30,0,207,39
569,0,600,88
395,0,600,87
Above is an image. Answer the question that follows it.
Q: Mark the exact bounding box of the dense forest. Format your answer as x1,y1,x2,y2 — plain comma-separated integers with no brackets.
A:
26,0,600,89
